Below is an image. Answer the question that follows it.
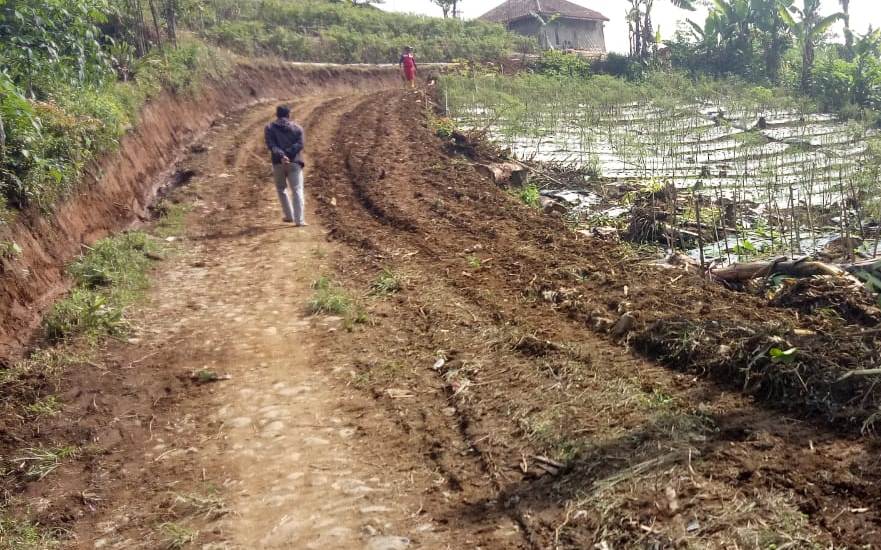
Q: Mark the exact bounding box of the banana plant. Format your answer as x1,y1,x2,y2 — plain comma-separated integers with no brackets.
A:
686,11,724,49
751,0,795,83
627,0,697,59
840,0,852,58
779,0,844,92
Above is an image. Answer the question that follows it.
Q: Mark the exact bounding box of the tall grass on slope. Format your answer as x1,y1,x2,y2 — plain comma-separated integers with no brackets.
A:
44,231,162,342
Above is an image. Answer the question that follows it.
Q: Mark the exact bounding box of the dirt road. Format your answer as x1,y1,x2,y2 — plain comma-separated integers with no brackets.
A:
58,88,881,548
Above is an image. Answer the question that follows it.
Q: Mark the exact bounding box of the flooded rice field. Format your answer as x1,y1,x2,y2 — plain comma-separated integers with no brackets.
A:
442,74,881,265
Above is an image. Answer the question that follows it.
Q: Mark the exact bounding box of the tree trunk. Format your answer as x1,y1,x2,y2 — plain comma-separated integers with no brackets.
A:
148,0,163,50
164,0,178,47
766,18,783,84
842,0,853,59
801,41,813,92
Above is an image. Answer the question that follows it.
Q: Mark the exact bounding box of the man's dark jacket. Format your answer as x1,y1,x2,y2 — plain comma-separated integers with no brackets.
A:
265,118,305,165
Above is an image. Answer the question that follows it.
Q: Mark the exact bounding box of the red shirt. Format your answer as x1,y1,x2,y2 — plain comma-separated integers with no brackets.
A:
400,53,416,71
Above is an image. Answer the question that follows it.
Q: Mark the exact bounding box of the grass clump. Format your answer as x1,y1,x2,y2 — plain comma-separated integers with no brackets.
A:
370,268,404,296
12,446,79,481
23,396,62,417
308,277,367,326
44,231,160,342
0,348,82,391
0,513,59,550
158,522,198,550
153,202,191,239
516,184,541,209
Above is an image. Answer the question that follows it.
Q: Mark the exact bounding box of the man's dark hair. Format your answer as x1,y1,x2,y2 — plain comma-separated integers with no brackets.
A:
276,105,291,119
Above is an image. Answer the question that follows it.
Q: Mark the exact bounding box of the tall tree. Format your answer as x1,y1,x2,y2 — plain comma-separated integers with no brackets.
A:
628,0,696,59
780,0,844,91
431,0,454,18
752,0,795,84
840,0,852,59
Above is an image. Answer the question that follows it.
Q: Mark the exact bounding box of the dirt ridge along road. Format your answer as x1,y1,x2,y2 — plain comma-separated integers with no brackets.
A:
67,87,880,549
309,89,881,547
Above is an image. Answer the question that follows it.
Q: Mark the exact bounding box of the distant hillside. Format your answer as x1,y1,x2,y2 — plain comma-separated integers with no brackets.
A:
198,0,536,63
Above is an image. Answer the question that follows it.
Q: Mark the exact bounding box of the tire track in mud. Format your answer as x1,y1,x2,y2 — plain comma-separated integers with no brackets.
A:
310,89,881,547
314,91,537,548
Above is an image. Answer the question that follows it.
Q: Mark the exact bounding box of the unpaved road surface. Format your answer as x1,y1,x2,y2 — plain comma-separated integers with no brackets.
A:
55,88,881,548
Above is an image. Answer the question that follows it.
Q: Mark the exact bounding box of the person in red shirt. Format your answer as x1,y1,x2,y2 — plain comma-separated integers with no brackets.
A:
399,46,417,89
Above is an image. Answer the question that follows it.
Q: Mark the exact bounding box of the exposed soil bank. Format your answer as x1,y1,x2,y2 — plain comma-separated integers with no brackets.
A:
0,61,400,362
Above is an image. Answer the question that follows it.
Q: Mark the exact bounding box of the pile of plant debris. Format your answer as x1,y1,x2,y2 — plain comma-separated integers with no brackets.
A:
631,317,881,430
770,276,881,327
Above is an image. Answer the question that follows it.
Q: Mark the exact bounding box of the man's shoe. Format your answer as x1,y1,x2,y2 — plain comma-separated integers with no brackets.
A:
297,222,309,227
282,218,294,223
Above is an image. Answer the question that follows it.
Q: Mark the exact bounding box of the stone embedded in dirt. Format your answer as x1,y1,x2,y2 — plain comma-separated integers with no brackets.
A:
338,427,357,439
261,421,285,437
367,536,411,550
611,313,636,337
593,317,614,332
226,417,252,429
359,505,393,514
279,385,311,397
542,200,568,217
332,478,373,496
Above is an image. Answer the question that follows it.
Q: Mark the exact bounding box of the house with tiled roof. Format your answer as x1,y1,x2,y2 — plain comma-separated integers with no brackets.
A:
479,0,608,55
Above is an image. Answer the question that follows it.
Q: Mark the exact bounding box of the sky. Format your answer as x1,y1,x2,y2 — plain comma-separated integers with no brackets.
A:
380,0,881,54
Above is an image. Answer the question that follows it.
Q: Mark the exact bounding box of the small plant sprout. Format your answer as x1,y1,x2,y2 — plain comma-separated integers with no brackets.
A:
370,268,404,296
769,347,798,364
158,522,198,549
517,183,541,208
466,255,483,269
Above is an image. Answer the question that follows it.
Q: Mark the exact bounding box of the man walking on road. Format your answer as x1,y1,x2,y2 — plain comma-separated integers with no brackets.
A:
265,105,307,225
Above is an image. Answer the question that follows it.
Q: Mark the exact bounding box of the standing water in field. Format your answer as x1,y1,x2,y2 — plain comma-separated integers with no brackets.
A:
441,73,881,265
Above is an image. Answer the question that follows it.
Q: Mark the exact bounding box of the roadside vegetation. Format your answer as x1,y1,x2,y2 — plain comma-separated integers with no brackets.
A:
309,276,367,327
0,1,231,219
667,0,881,121
0,209,175,548
44,231,161,342
0,0,529,227
199,0,535,64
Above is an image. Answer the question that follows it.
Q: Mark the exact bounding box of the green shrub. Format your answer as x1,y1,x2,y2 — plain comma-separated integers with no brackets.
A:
535,50,591,78
517,183,541,208
0,35,231,212
308,276,366,325
44,231,159,342
370,268,404,296
201,0,529,64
